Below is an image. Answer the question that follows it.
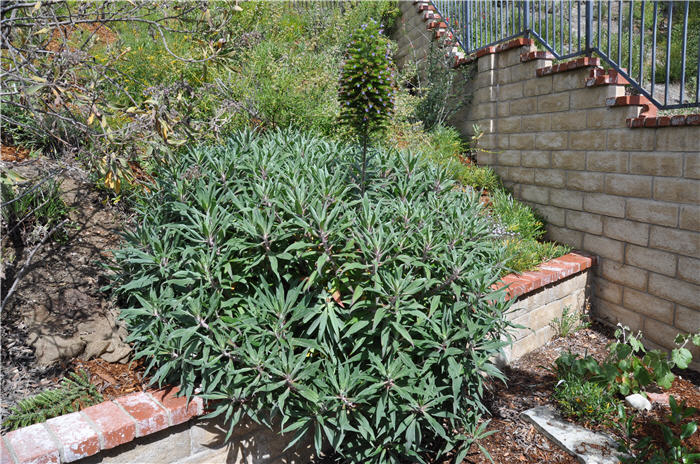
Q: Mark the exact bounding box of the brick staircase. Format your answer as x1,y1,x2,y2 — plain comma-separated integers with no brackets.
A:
411,0,700,129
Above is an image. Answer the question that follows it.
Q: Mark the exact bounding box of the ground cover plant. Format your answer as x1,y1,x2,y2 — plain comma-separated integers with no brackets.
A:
551,325,700,461
112,129,516,463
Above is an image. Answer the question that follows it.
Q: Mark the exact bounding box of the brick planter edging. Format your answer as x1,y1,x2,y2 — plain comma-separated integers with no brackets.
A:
1,387,205,464
493,251,596,301
0,252,595,464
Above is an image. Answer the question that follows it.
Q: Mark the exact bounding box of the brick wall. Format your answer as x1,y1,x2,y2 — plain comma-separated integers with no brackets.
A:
395,2,699,365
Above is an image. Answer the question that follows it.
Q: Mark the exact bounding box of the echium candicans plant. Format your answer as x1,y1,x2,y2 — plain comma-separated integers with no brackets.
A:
338,19,396,193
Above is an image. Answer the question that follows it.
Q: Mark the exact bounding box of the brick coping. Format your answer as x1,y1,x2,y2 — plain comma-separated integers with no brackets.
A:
0,251,595,464
493,251,596,301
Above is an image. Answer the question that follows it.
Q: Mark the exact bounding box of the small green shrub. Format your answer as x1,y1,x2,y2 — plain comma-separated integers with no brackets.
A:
113,129,515,463
549,305,589,339
553,376,619,426
617,396,700,464
2,370,102,430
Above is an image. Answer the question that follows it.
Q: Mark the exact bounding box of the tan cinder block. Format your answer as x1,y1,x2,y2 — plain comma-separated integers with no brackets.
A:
97,424,193,464
656,127,700,152
521,114,551,132
499,81,524,100
685,153,700,179
554,111,586,131
552,272,589,301
567,211,603,234
653,178,700,204
629,152,683,177
675,305,700,334
571,85,624,109
521,150,551,168
622,288,675,325
521,184,550,204
475,70,496,89
625,244,677,277
648,272,700,308
550,188,584,209
678,256,700,285
510,96,539,115
498,116,522,134
552,68,590,93
600,261,648,290
644,318,684,352
497,101,510,117
524,76,553,96
603,217,650,246
587,106,640,129
496,150,522,166
680,205,700,232
478,53,496,72
587,151,629,173
583,234,625,261
594,297,644,332
583,193,626,218
567,171,605,192
649,226,700,257
473,85,497,104
508,167,535,183
607,128,655,151
605,174,653,198
545,225,584,249
477,151,496,165
626,199,678,227
471,101,497,119
535,169,566,188
537,205,566,227
552,150,585,170
537,93,570,112
496,66,513,85
536,132,569,150
594,279,624,305
509,133,536,150
569,131,607,151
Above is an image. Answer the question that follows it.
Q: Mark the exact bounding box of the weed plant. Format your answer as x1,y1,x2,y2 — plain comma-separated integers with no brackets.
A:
553,376,620,426
112,129,515,463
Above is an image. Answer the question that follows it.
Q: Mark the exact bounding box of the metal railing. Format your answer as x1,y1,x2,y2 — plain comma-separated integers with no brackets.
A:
431,0,700,110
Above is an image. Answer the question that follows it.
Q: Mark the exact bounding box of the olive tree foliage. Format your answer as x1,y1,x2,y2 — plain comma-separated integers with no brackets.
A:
0,0,242,185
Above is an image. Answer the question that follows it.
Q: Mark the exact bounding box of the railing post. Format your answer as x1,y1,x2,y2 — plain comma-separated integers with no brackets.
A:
585,0,593,55
464,0,471,52
523,0,530,36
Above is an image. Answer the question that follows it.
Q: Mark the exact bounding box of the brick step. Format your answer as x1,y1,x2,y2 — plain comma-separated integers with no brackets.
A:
586,68,630,87
520,50,555,62
536,57,601,77
606,95,657,118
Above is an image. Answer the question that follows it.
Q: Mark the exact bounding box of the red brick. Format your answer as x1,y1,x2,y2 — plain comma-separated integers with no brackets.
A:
5,423,60,464
418,4,435,11
1,438,14,464
115,393,168,437
148,387,204,426
476,46,496,58
538,262,569,280
81,401,136,450
46,412,100,462
671,115,687,126
644,117,658,128
656,116,671,127
688,114,700,126
501,274,532,299
515,271,546,290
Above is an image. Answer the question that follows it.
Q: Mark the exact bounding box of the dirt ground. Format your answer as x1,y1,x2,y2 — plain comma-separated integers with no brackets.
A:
1,156,131,419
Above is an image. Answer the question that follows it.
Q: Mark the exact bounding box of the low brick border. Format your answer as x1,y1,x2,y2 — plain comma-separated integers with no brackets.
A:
493,251,596,300
0,252,594,464
1,387,204,464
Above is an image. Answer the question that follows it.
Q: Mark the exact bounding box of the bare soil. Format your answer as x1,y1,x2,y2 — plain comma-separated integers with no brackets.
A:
1,156,131,419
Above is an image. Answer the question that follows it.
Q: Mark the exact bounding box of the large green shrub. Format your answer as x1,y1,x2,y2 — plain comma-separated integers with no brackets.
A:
113,130,514,463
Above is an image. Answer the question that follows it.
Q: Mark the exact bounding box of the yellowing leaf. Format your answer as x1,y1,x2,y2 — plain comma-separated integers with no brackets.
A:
87,113,95,125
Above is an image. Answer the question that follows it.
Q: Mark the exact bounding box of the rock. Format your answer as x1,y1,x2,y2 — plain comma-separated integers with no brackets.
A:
646,392,670,407
625,393,652,411
521,406,626,464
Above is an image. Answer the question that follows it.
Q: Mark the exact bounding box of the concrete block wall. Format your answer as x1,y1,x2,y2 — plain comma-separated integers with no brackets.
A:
453,41,700,360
